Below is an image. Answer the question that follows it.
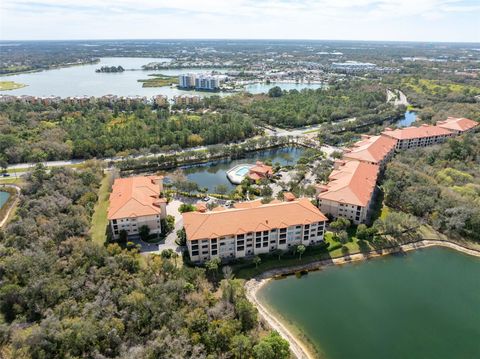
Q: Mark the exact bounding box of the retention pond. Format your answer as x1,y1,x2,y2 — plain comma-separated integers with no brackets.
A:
257,247,480,359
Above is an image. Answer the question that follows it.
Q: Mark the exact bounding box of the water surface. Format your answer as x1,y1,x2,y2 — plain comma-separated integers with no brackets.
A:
0,191,10,209
395,110,417,127
165,146,305,192
258,247,480,359
0,57,228,98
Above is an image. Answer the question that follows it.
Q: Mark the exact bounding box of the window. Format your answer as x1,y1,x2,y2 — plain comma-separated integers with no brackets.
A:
212,250,217,256
192,250,199,256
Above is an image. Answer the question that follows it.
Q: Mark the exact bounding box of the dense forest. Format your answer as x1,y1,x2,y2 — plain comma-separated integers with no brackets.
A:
0,164,289,358
383,133,480,242
205,81,390,128
0,102,258,163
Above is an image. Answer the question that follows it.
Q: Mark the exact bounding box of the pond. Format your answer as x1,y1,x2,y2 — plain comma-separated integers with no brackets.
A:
257,247,480,359
0,191,10,209
164,146,305,193
244,82,324,94
0,57,230,98
395,110,417,127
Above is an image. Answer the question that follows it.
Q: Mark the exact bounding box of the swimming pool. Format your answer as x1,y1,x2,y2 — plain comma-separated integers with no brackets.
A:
235,166,250,176
226,164,254,184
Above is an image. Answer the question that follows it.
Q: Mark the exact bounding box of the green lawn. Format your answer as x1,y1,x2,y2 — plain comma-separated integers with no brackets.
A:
0,81,27,91
90,173,112,245
231,232,374,279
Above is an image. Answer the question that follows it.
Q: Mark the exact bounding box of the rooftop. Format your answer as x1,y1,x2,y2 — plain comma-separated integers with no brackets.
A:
183,198,328,241
318,160,379,207
436,117,478,132
343,135,397,164
108,176,165,220
381,124,452,140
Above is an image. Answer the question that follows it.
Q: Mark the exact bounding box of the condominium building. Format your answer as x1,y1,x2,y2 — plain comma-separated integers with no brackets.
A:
318,160,379,224
381,124,454,150
195,75,220,90
183,198,328,263
436,117,479,135
343,134,397,168
179,74,196,88
108,176,167,240
153,95,168,107
173,95,201,106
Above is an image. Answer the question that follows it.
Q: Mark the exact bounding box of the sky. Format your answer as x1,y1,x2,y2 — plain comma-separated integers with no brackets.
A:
0,0,479,42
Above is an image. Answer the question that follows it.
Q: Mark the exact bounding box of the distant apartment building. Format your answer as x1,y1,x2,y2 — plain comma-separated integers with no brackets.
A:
318,160,379,225
153,95,168,107
436,117,479,135
179,74,196,88
195,75,220,90
343,134,397,168
173,94,201,106
183,198,328,263
381,124,454,151
108,176,167,240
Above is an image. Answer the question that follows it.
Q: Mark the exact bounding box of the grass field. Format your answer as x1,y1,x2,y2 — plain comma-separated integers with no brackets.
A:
0,81,27,91
138,74,178,88
90,173,112,245
402,78,480,95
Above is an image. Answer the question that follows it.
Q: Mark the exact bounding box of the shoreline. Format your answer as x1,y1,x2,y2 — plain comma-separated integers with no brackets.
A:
245,239,480,359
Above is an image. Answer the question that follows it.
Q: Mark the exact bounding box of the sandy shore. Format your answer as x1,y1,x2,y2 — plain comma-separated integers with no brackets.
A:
245,239,480,359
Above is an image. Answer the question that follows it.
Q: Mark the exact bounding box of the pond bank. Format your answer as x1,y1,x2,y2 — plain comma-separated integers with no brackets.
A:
246,239,480,359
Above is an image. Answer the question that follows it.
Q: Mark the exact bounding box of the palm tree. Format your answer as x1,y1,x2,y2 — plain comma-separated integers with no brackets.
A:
297,244,306,260
253,256,261,268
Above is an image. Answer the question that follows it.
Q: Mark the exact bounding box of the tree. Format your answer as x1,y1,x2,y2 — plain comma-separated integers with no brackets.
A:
260,185,273,197
268,86,283,98
253,331,290,359
235,299,258,331
253,256,261,268
161,248,174,259
296,244,306,259
179,203,196,213
205,257,221,279
176,227,187,246
215,184,229,195
330,217,351,233
273,249,284,261
139,225,150,241
118,229,128,244
230,334,252,359
161,215,175,234
336,230,349,244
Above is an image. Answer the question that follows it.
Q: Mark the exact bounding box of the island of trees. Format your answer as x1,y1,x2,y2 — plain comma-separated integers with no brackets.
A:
95,66,125,73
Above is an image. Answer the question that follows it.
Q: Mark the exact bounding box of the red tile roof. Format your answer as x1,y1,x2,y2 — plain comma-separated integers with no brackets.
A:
183,198,327,241
108,176,164,220
436,117,478,132
381,125,452,140
343,135,397,164
318,160,379,207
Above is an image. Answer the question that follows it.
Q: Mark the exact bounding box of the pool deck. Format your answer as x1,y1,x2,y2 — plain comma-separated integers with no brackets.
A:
226,164,254,184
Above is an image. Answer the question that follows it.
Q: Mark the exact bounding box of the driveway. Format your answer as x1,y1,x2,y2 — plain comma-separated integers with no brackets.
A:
133,199,185,255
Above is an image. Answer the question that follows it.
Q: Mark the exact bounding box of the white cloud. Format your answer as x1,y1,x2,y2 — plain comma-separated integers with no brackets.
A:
0,0,478,41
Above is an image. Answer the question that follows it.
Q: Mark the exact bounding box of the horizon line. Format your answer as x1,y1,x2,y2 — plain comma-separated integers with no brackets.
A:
1,38,479,44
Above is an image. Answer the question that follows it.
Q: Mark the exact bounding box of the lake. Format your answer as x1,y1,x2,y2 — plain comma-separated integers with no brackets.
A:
0,57,229,98
165,146,305,192
258,247,480,359
245,82,324,94
395,110,417,127
0,191,10,209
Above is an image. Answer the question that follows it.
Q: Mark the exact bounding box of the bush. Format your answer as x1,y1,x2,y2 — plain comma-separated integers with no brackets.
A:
179,203,196,213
